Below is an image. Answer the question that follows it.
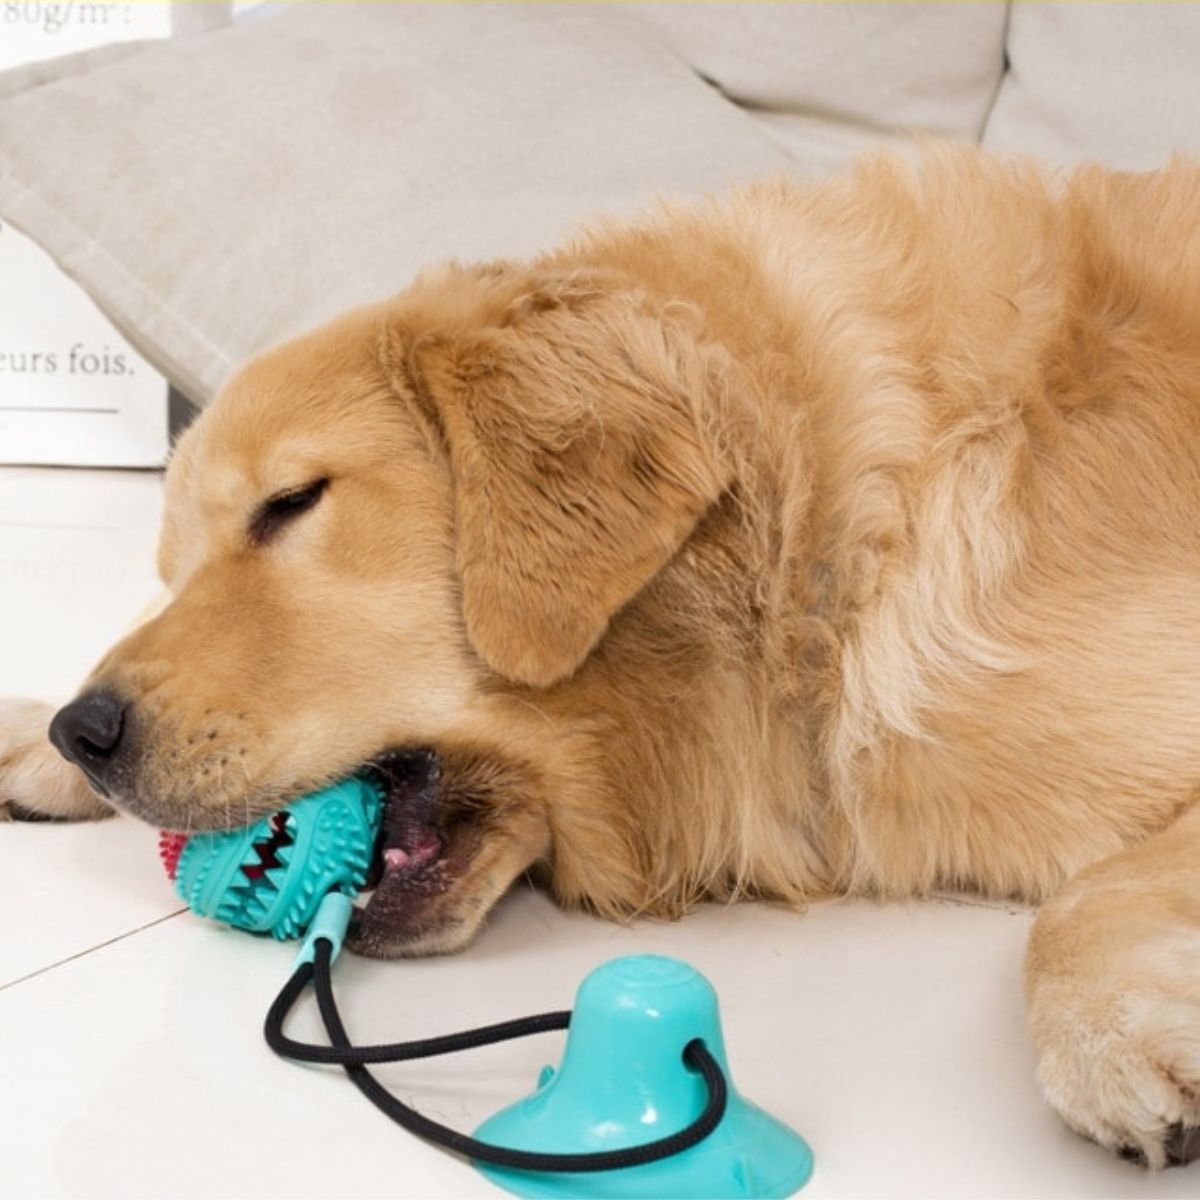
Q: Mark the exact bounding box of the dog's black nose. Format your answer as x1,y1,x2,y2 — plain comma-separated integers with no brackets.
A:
48,691,128,791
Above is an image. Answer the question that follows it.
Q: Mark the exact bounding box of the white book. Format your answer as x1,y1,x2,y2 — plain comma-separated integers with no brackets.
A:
0,0,172,467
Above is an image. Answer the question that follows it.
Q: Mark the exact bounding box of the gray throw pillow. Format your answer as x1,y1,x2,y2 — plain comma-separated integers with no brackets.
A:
0,3,792,404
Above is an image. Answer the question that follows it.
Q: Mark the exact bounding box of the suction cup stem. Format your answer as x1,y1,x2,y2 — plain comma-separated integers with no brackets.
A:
474,954,814,1199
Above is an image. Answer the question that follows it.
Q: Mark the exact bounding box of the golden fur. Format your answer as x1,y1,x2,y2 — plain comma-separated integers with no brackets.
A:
5,144,1200,1165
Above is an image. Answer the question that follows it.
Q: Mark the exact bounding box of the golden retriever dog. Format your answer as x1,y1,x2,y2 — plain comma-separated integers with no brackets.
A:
3,144,1200,1167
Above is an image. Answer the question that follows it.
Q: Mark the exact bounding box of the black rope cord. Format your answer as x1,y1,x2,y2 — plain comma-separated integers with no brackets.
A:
264,937,728,1174
265,960,573,1066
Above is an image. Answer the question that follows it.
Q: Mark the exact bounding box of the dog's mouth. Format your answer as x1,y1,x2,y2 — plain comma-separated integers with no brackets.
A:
159,740,522,955
352,744,495,954
362,748,448,890
160,748,453,897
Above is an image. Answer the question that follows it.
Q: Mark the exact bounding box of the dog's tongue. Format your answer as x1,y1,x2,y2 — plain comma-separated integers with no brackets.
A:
383,833,441,872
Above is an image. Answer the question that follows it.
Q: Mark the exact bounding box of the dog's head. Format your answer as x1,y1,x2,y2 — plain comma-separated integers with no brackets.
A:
51,260,732,954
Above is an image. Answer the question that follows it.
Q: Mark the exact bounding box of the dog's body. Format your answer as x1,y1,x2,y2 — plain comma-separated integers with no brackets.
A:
5,145,1200,1165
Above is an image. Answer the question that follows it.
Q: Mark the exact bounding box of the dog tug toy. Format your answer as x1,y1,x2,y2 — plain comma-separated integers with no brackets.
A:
159,777,815,1198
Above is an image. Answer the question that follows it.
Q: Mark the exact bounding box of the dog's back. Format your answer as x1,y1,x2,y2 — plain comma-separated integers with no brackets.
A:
557,146,1200,905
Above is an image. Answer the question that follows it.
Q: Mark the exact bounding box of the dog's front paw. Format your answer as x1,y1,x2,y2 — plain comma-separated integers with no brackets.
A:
1027,881,1200,1168
0,698,113,822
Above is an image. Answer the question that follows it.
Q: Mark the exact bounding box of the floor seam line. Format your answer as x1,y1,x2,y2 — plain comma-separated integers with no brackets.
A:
0,908,188,992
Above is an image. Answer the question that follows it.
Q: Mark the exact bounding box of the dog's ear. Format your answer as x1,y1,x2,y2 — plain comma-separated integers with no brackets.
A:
387,268,731,688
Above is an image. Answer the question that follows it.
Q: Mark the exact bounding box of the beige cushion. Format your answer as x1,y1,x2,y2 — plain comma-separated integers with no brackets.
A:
635,2,1009,169
0,3,791,404
984,2,1200,168
0,41,152,101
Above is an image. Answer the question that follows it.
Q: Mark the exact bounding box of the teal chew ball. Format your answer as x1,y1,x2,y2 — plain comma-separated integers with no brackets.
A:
165,776,383,939
475,954,815,1199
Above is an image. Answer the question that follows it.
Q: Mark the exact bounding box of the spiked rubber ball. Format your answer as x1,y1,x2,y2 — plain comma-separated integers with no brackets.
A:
159,776,383,939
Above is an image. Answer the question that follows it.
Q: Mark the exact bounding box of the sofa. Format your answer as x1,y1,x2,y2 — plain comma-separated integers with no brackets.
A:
0,1,1197,409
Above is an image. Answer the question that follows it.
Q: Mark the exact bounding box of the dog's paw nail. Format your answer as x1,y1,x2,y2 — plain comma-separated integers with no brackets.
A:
1163,1122,1200,1167
7,801,57,823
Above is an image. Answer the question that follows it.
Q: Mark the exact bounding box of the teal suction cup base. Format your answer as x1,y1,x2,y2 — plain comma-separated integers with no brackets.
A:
473,955,814,1199
477,1103,813,1199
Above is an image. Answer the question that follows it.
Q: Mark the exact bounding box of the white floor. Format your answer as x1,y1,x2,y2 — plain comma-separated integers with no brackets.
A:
1,466,1196,1200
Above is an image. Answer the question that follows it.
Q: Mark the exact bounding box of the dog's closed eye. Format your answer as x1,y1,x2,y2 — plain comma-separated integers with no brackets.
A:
249,478,329,544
